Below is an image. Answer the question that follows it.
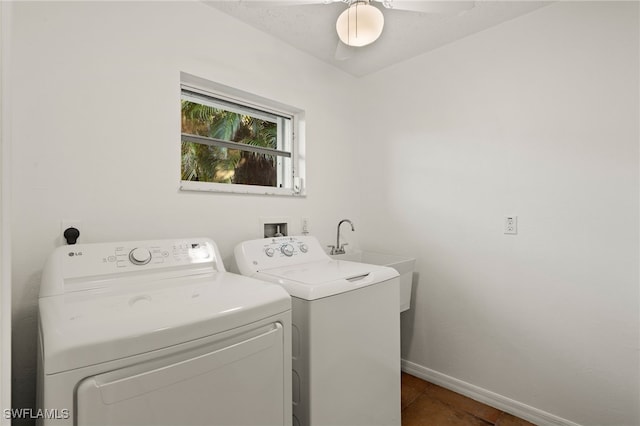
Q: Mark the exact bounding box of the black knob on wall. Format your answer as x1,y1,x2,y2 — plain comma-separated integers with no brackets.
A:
63,227,80,245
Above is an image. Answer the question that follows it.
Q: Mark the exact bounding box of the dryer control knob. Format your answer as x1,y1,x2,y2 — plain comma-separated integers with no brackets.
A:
299,244,308,253
265,247,275,257
129,247,152,265
281,244,294,257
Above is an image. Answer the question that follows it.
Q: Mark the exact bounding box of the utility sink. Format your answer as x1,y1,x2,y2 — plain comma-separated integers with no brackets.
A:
331,250,415,312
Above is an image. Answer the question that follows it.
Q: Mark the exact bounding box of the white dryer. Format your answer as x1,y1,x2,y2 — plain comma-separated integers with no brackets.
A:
234,236,401,426
37,238,292,426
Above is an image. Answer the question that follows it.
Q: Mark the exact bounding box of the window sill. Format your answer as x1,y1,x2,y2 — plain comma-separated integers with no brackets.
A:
180,180,305,197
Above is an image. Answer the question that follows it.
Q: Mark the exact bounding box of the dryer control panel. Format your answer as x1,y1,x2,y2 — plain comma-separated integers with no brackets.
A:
235,235,329,275
40,238,223,297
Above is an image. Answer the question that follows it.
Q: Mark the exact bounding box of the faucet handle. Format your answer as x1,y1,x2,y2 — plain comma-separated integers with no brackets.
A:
333,243,348,255
327,245,336,255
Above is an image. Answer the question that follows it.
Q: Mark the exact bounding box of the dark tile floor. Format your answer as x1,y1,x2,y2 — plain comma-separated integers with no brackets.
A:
401,373,537,426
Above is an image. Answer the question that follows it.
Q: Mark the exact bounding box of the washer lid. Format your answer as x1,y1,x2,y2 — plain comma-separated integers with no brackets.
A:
258,259,399,300
39,271,290,374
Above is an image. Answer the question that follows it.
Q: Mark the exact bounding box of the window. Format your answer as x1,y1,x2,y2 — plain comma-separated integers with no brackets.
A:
180,73,305,196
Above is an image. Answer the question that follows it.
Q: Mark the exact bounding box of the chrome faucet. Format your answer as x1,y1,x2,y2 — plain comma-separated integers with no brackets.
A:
328,219,355,255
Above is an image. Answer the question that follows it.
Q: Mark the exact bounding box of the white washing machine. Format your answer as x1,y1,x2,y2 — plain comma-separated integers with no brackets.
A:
234,236,401,426
37,238,292,426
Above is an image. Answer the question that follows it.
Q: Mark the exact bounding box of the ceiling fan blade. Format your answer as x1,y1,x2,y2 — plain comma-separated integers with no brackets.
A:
380,1,475,14
335,40,355,61
238,0,340,6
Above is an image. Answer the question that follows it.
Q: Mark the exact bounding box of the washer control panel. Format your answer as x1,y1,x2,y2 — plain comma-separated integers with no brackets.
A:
235,235,328,274
260,237,311,259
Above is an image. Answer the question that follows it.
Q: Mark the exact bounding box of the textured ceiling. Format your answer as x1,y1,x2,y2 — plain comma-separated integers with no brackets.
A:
207,1,551,77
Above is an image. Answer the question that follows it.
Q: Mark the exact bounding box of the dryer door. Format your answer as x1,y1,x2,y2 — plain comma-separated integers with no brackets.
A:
76,322,285,426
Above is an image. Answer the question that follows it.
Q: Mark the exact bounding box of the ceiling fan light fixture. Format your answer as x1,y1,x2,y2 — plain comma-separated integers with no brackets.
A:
336,1,384,47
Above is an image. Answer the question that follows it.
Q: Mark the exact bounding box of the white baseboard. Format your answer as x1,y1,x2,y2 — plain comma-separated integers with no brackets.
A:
401,359,582,426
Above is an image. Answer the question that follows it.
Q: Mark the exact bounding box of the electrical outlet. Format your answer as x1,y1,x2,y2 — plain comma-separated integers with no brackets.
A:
504,216,517,235
61,220,82,245
301,217,310,235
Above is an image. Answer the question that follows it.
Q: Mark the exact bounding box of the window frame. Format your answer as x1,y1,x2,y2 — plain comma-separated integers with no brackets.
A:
179,72,305,197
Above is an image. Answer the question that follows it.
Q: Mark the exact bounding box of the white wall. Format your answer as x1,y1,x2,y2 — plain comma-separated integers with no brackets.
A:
359,2,639,425
1,2,12,423
8,2,640,425
8,1,362,413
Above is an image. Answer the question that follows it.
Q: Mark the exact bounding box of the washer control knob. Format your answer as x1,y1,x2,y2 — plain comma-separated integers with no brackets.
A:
265,247,275,257
281,244,294,257
299,244,308,253
129,247,152,265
